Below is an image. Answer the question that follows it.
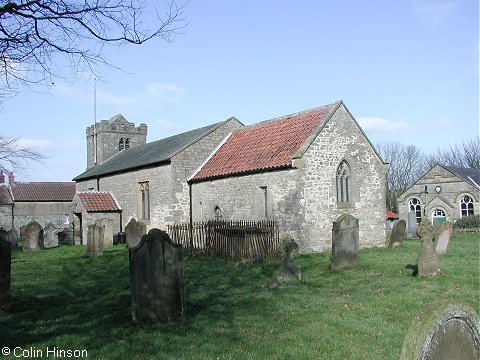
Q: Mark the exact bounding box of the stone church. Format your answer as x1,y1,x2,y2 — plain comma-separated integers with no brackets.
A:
73,101,388,252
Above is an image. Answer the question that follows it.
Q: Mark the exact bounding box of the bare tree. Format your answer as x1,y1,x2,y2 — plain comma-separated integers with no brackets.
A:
0,0,187,98
425,137,480,169
0,135,47,173
376,142,426,213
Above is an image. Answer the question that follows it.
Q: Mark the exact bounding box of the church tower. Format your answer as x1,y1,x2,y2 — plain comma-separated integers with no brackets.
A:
86,114,148,169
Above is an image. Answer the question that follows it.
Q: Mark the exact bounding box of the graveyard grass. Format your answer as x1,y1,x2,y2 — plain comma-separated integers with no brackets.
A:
1,233,479,359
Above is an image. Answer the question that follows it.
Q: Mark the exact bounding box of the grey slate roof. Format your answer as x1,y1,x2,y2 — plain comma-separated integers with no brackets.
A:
73,120,234,181
445,166,480,189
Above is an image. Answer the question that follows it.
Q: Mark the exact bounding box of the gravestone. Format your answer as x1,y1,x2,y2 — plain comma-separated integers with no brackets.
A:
407,212,418,239
276,235,301,283
130,228,185,323
434,222,453,256
85,223,104,258
416,218,440,277
125,218,147,249
96,218,114,248
23,220,42,252
389,219,406,247
7,228,18,248
42,223,60,249
331,214,359,271
0,230,11,315
400,301,480,360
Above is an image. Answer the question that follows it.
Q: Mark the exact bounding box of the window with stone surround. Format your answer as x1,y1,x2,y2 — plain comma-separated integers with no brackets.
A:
408,197,422,224
214,206,222,221
336,160,351,203
119,138,130,151
139,182,150,221
460,195,474,217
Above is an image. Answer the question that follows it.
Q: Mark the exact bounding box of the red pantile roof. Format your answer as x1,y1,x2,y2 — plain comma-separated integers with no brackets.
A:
78,192,121,212
12,182,76,202
386,210,399,219
192,101,340,181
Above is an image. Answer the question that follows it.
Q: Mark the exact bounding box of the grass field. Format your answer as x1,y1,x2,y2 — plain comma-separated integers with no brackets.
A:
1,232,478,359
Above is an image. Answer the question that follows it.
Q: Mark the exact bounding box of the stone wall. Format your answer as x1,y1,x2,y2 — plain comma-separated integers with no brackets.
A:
397,164,479,226
13,202,72,234
0,205,13,229
192,104,387,253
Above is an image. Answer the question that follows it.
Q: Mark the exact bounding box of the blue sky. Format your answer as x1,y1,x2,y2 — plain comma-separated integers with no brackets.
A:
0,0,478,182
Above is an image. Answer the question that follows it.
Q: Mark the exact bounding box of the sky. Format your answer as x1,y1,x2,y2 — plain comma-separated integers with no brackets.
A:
0,0,478,183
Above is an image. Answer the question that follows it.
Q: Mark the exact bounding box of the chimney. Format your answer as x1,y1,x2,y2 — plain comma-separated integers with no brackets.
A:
8,172,14,186
0,171,4,184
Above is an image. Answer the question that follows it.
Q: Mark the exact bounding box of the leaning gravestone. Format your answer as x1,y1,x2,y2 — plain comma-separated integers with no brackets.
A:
331,214,359,271
389,219,406,247
276,235,301,283
125,218,147,249
85,223,104,258
96,218,114,248
130,228,185,323
400,301,480,360
7,228,18,249
23,220,42,252
407,212,418,239
42,223,59,249
0,230,11,315
434,222,453,256
416,218,440,277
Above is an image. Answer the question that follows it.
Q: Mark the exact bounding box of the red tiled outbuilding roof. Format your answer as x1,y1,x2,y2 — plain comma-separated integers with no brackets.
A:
386,210,399,219
192,101,341,181
11,182,76,202
77,192,121,212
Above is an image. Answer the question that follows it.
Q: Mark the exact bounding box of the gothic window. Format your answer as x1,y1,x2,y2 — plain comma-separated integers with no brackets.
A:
214,206,222,221
432,209,446,224
119,138,130,151
336,160,351,203
139,182,150,220
460,195,474,217
408,198,422,224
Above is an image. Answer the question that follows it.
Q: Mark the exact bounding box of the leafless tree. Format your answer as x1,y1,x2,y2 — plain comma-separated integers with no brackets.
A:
0,0,187,99
376,142,426,213
0,135,47,173
424,137,480,169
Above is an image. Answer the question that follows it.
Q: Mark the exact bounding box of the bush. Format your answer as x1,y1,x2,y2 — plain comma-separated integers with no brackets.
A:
454,215,480,229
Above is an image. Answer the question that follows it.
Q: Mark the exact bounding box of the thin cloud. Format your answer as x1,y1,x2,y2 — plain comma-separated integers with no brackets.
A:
97,83,186,106
411,0,462,27
17,138,57,151
357,117,414,134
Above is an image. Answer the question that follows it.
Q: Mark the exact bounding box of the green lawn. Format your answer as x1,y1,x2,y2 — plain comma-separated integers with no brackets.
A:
1,233,479,359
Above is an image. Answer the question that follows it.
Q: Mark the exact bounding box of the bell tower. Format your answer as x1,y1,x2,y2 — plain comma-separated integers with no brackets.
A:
86,114,147,169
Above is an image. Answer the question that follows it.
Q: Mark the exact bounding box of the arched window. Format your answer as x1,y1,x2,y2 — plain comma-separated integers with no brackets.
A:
336,160,350,203
460,195,474,217
119,138,130,151
408,198,422,224
431,209,446,225
139,182,150,220
214,206,222,221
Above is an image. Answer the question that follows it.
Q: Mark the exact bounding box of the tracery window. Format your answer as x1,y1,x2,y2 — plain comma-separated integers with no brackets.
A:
336,160,350,203
460,195,474,217
431,209,446,224
119,138,130,151
214,206,222,221
139,182,150,220
408,198,422,224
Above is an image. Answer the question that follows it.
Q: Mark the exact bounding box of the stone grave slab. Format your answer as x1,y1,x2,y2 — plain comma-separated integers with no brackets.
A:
389,219,406,247
400,301,480,360
434,222,453,256
43,223,60,249
331,214,359,271
130,228,185,323
85,223,104,258
97,218,114,248
125,218,147,249
23,220,42,252
276,235,301,283
407,212,418,239
416,218,440,277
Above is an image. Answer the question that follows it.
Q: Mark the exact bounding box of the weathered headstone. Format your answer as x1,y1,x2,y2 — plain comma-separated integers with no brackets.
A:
331,214,359,271
96,218,114,248
85,223,104,258
276,235,301,283
407,212,418,239
125,218,147,249
389,219,406,247
416,218,440,277
130,228,185,323
7,228,18,248
400,301,480,360
23,220,42,252
0,230,11,315
42,223,59,249
434,222,453,256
